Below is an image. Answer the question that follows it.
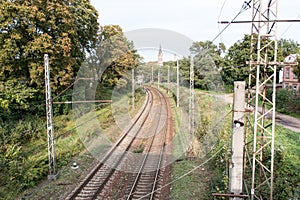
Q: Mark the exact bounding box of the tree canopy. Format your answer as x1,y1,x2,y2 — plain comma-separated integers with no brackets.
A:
278,38,299,60
97,25,141,87
0,0,99,112
221,34,253,87
177,41,225,90
75,25,142,102
220,35,299,89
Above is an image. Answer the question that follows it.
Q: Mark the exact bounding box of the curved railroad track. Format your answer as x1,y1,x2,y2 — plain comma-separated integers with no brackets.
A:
65,87,173,200
124,87,170,200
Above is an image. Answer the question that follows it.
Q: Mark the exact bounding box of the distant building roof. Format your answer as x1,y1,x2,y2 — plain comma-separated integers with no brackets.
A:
285,54,297,62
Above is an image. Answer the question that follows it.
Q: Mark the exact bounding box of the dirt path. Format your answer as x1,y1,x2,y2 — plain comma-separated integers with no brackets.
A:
223,93,300,133
275,113,300,133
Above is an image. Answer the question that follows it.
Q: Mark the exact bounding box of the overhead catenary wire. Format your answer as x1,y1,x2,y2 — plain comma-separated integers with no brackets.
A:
220,19,300,24
12,103,109,158
136,144,226,200
52,79,79,101
280,14,300,38
212,0,252,43
126,109,233,199
0,82,101,121
217,0,228,44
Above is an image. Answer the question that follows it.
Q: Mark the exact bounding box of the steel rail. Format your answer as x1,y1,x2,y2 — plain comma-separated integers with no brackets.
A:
150,88,169,200
126,87,169,200
66,88,154,199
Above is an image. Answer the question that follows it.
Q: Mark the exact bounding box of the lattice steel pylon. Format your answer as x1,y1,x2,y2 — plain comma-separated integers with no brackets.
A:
245,0,278,199
44,54,58,180
189,56,195,142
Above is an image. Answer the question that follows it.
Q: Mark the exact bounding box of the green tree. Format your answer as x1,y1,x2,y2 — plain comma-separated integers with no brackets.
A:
181,40,225,90
95,25,141,87
0,0,99,108
190,40,226,69
222,35,299,90
0,80,37,118
221,34,253,88
278,38,299,61
76,25,142,101
99,25,139,86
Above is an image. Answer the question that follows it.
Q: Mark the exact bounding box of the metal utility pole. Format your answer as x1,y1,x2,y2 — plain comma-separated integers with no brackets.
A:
157,45,163,89
175,54,180,107
44,54,58,180
230,81,246,200
157,66,160,89
189,56,195,138
132,69,135,109
246,0,278,199
167,64,170,94
151,64,154,86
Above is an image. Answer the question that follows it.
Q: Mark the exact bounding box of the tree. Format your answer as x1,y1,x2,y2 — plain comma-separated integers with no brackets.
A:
0,0,99,106
278,38,299,61
221,34,253,88
187,41,226,90
94,25,141,87
190,40,226,69
0,80,37,117
76,25,141,101
222,35,299,90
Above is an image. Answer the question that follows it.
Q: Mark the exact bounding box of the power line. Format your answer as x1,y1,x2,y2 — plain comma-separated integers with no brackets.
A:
280,14,300,38
220,19,300,24
136,145,226,200
217,0,228,44
212,0,252,43
16,103,107,158
125,108,233,199
52,79,79,101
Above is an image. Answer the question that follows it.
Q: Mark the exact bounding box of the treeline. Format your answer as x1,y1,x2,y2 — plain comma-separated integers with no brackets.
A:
1,0,300,197
0,1,140,197
1,1,300,119
0,1,141,120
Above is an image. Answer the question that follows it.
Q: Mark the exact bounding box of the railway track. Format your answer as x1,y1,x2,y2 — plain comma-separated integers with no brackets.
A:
65,87,173,200
125,88,170,200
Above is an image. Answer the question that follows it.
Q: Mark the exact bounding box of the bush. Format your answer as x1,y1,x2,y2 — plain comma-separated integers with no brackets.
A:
276,89,300,115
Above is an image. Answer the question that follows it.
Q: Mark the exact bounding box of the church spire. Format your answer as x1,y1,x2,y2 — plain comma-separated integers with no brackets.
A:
158,45,163,66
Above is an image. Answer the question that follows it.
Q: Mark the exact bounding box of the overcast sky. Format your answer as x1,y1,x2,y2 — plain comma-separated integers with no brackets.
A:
90,0,300,61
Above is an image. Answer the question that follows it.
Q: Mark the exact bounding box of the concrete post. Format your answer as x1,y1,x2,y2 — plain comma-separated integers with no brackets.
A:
230,81,245,199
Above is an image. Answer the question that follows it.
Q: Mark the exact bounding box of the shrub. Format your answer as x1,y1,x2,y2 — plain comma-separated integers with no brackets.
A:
276,89,300,115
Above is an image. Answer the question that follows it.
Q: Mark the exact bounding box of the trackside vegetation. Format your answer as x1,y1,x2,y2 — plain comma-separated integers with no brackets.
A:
1,1,300,199
170,90,300,200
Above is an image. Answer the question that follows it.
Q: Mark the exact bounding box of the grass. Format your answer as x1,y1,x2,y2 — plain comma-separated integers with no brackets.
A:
169,87,300,199
170,160,212,200
283,112,300,119
153,86,223,198
275,124,300,164
4,89,148,200
0,115,84,199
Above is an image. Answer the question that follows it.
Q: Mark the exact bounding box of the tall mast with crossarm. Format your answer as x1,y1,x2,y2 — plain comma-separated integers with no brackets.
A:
44,54,58,180
246,1,278,199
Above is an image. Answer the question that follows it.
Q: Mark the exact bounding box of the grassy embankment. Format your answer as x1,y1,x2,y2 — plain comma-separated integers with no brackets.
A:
0,89,146,199
169,89,300,200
